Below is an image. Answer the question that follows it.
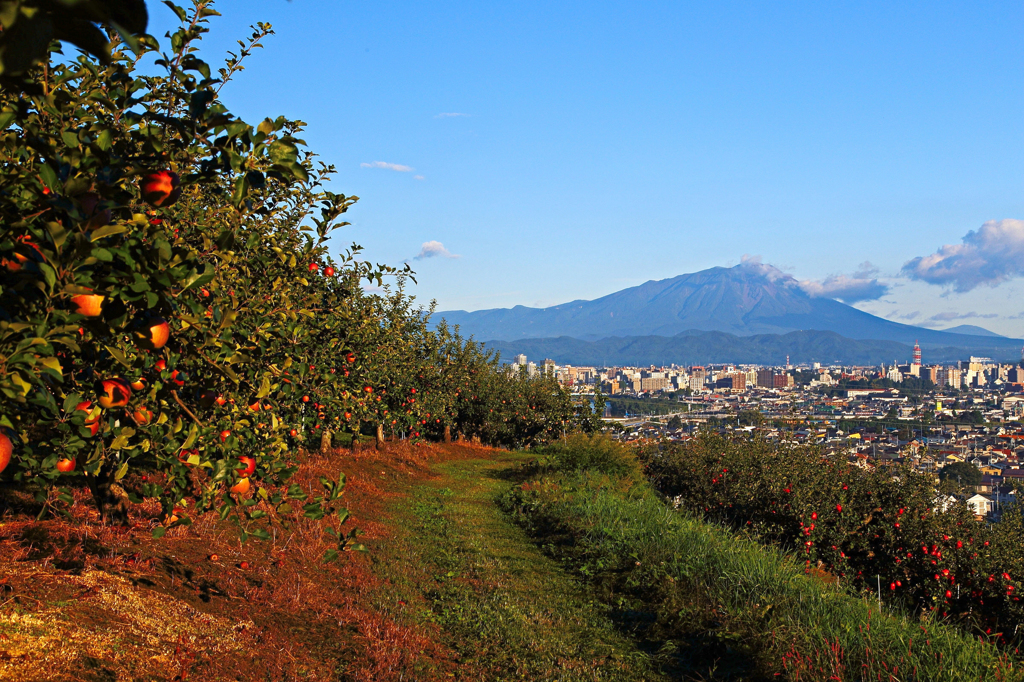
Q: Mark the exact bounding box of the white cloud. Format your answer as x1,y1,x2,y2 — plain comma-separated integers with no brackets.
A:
902,219,1024,292
797,262,889,303
927,311,999,322
360,161,414,172
413,175,425,180
413,241,460,261
435,112,470,118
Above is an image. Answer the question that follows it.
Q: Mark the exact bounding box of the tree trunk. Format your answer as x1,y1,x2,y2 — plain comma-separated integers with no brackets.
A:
443,424,452,443
320,428,332,455
376,423,385,450
88,464,130,525
350,424,359,451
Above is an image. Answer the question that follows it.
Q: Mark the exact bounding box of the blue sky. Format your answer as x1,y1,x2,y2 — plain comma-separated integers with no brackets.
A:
150,1,1024,335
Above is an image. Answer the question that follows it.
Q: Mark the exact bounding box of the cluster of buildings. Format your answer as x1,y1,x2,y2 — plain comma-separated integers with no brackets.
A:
510,344,1024,396
508,345,1024,523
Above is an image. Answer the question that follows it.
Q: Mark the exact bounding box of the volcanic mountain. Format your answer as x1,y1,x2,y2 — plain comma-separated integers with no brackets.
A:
438,263,1022,351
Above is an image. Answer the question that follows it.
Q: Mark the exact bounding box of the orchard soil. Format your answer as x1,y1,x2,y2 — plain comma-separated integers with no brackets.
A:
0,443,658,681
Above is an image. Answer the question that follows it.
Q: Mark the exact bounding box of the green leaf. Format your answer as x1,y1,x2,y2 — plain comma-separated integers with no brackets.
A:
38,356,62,380
90,224,128,241
61,130,79,148
181,423,199,450
104,346,131,369
38,164,59,192
152,526,167,539
114,461,129,481
0,109,15,130
256,376,271,399
95,127,113,151
37,262,57,290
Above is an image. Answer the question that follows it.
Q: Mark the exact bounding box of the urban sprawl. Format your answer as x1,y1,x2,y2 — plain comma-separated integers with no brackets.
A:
510,343,1024,522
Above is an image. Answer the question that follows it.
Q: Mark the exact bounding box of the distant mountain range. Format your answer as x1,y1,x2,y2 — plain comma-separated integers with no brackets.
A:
438,263,1023,362
482,330,1014,367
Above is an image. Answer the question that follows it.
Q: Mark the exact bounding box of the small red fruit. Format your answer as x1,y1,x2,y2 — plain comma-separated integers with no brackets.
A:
230,477,250,495
98,379,132,408
220,430,231,442
308,263,318,272
302,395,310,403
56,457,76,473
135,316,170,351
140,170,182,207
324,266,335,276
72,292,105,317
0,433,12,473
289,429,298,437
237,456,256,477
76,400,101,436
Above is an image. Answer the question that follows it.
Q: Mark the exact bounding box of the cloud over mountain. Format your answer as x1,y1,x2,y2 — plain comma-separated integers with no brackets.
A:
902,219,1024,292
797,262,889,303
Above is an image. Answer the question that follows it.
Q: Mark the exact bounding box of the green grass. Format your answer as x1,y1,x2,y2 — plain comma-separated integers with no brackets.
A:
501,435,1021,682
370,451,666,681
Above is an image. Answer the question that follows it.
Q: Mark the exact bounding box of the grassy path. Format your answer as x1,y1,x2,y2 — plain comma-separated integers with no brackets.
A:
367,451,665,681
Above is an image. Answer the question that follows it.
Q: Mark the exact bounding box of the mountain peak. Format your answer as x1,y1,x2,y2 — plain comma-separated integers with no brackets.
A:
437,263,1022,350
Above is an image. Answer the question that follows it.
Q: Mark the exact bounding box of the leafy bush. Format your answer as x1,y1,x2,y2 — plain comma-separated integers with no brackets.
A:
534,434,643,481
0,1,602,546
639,434,1024,648
504,443,1020,681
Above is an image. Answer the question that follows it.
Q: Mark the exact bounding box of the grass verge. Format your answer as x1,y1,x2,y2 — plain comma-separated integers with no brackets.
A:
501,435,1021,681
367,451,667,681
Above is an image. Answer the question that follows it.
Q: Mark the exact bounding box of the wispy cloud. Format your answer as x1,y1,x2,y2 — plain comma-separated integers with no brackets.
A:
360,161,414,172
413,175,425,180
902,219,1024,292
797,262,889,303
894,311,921,321
927,311,999,322
413,240,460,261
435,112,470,118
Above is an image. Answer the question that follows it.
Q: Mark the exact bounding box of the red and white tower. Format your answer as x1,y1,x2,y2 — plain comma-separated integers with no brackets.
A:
912,341,921,367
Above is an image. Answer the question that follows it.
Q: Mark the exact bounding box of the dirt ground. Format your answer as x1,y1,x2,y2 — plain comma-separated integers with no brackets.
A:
0,441,496,682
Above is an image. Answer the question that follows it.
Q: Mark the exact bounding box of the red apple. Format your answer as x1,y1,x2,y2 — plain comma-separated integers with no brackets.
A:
76,400,101,436
220,430,231,442
324,266,335,277
72,293,105,317
289,428,298,437
56,457,76,473
237,456,256,477
135,316,170,351
130,377,146,391
154,359,167,372
132,406,154,425
308,263,318,272
170,370,185,387
0,433,12,473
98,379,132,408
230,477,250,495
302,395,310,403
139,170,182,207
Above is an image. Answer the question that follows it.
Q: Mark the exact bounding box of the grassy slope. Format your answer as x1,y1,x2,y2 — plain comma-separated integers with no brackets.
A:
501,437,1022,681
367,452,664,681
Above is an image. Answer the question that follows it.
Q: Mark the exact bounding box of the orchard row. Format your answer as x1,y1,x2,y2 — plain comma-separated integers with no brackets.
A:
640,435,1024,648
0,2,600,543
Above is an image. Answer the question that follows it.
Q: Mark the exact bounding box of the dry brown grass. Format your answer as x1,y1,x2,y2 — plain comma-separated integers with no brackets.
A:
0,440,500,681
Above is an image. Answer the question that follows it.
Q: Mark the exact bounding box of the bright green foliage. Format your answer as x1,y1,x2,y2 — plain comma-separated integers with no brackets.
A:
640,434,1024,647
504,435,1019,681
0,1,600,544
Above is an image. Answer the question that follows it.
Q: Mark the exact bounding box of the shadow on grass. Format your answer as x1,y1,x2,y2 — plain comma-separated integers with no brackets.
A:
490,476,769,681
